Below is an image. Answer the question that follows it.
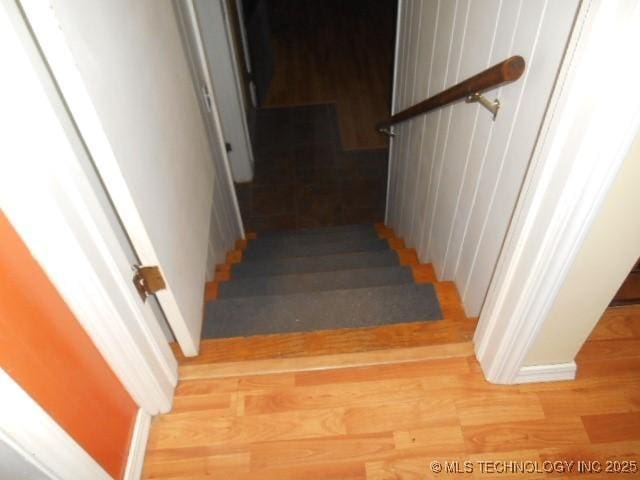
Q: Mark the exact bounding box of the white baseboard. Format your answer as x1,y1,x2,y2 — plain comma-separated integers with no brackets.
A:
514,361,577,384
124,409,152,480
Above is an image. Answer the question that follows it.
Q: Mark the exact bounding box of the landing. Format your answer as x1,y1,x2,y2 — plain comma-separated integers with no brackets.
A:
236,105,388,233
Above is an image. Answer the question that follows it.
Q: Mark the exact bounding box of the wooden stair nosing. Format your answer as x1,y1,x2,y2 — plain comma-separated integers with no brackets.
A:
179,341,474,380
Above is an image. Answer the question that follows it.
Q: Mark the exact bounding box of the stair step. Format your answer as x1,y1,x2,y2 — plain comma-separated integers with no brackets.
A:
259,224,373,238
246,228,379,249
204,283,442,338
231,250,399,278
243,237,389,261
218,266,414,298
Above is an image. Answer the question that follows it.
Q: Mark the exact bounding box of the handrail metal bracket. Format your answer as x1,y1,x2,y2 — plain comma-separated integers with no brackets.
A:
466,92,500,120
377,56,523,128
378,127,395,137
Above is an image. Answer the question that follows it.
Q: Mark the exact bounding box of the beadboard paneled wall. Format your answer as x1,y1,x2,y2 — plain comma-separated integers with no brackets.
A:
387,0,579,315
207,169,242,278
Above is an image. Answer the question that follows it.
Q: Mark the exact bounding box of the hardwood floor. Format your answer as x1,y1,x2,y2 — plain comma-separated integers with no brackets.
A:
146,305,640,479
264,0,397,151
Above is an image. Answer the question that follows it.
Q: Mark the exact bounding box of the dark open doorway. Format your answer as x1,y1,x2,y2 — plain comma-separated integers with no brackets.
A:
234,0,398,232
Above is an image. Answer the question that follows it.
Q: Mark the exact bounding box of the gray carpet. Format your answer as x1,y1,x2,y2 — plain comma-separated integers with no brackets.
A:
218,266,413,298
259,223,374,237
231,250,400,277
205,283,442,338
203,224,443,338
243,237,389,261
245,228,380,249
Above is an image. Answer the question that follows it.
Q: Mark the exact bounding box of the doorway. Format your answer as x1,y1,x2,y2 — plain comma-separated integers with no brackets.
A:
233,0,398,232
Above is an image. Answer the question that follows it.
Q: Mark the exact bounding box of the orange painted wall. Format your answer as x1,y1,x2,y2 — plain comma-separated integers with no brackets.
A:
0,212,137,479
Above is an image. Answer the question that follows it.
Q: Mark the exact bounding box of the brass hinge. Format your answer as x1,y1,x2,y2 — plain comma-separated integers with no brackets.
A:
132,265,166,302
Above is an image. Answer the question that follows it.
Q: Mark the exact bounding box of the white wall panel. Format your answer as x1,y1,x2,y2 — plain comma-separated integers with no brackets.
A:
206,171,238,279
174,2,244,281
387,0,579,315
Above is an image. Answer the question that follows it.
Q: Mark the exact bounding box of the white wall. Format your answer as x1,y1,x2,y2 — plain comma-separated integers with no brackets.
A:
0,437,51,480
525,131,640,365
388,0,579,315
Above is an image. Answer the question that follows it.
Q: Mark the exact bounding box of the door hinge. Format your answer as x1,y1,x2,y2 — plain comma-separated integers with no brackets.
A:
132,265,166,302
225,142,233,153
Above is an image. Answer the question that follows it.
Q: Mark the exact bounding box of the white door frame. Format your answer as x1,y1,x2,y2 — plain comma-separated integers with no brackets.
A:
0,0,176,415
186,0,255,182
175,0,245,240
232,0,259,108
475,0,640,383
384,0,404,224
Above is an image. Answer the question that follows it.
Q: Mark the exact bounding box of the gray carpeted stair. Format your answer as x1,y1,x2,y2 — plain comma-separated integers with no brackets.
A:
231,250,400,277
259,223,373,238
244,228,380,249
243,237,389,261
218,265,413,298
205,283,442,338
203,224,443,338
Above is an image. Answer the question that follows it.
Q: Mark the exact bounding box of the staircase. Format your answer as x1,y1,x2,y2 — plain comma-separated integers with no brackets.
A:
203,224,445,339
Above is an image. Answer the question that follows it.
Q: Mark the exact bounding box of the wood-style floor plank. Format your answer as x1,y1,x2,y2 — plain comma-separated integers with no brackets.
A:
248,432,395,470
581,412,640,444
537,387,638,417
144,305,640,479
455,393,546,426
462,417,591,454
344,398,459,435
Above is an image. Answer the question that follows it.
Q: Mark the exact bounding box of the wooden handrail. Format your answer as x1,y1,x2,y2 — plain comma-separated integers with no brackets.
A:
377,55,525,131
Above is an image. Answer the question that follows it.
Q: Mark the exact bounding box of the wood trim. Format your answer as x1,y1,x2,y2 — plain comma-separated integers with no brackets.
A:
0,368,110,480
123,410,151,480
514,362,577,384
474,0,640,384
377,56,525,130
205,231,255,301
180,342,473,380
375,223,421,267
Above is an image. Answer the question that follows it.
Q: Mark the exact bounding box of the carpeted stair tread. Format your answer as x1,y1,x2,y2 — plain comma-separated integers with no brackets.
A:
259,224,373,238
245,228,380,249
243,237,389,261
231,250,399,277
204,283,442,338
218,266,413,298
